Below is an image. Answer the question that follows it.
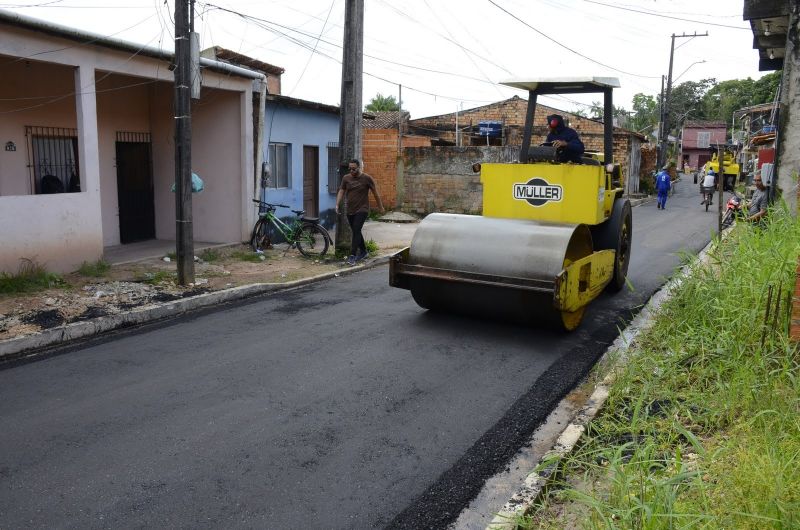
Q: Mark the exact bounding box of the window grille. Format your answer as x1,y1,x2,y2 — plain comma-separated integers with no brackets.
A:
697,131,711,149
327,142,340,193
267,142,290,188
25,126,80,194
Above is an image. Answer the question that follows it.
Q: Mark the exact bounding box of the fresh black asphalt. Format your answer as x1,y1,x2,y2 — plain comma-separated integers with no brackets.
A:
0,182,722,529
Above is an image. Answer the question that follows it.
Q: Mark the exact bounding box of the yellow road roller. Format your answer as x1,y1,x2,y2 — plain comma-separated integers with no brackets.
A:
389,77,632,330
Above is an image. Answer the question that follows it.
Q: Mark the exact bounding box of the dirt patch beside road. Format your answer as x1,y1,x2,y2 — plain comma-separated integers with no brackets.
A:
0,244,348,341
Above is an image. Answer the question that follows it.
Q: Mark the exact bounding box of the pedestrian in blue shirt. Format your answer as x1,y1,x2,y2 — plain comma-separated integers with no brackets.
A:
655,165,671,210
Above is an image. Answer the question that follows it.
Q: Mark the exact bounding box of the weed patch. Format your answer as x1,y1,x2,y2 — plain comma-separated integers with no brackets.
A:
232,250,266,263
0,259,64,294
530,205,800,529
77,259,111,277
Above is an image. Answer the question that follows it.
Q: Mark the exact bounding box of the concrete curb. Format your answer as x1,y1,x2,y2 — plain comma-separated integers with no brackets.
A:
0,255,391,361
487,233,715,529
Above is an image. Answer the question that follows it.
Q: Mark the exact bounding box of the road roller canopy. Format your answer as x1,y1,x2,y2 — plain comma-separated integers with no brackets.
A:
500,77,620,95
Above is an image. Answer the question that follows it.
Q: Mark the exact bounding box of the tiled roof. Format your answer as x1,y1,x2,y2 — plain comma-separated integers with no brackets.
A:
684,120,727,128
362,111,410,128
200,46,285,76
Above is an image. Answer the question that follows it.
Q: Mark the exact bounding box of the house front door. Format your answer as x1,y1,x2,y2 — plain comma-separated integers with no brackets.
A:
115,132,155,244
303,145,319,216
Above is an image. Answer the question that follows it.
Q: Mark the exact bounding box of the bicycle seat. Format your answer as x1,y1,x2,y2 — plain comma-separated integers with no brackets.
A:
301,216,320,224
291,209,305,216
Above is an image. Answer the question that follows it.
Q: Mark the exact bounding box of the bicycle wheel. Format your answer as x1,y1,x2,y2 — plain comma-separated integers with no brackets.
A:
295,223,329,258
250,218,271,251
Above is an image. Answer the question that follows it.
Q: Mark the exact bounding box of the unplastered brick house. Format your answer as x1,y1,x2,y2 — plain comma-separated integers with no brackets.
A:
395,96,649,216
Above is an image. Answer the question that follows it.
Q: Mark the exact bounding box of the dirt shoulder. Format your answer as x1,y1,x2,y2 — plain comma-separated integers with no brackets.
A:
0,244,360,342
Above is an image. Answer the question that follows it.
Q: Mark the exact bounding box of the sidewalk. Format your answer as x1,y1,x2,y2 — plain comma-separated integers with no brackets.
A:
0,215,420,360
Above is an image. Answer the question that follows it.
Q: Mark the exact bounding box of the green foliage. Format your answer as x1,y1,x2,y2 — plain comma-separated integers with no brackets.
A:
0,258,64,294
77,259,111,277
365,93,400,112
586,101,629,127
365,239,379,256
630,93,659,134
232,250,266,263
529,205,800,529
199,248,221,262
137,270,175,285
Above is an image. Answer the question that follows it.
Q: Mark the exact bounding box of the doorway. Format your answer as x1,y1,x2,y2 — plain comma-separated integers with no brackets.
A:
115,132,155,243
303,145,319,216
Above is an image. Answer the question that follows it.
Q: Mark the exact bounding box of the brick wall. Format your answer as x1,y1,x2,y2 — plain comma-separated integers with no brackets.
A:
401,146,518,216
792,257,800,341
408,97,645,189
362,129,430,208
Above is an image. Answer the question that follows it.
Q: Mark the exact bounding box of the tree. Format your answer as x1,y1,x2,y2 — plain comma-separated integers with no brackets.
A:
629,93,658,134
665,78,716,134
365,93,399,112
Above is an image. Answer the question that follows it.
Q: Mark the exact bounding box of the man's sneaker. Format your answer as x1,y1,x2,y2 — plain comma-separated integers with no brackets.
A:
355,251,368,262
346,255,356,266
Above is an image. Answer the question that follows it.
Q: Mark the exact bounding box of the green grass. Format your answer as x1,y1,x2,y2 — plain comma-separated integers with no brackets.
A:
0,258,64,294
136,270,175,285
77,259,111,277
528,203,800,529
231,250,266,263
366,239,379,256
198,248,221,262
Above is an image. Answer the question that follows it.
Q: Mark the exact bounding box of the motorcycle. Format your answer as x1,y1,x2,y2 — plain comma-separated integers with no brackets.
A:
721,193,743,228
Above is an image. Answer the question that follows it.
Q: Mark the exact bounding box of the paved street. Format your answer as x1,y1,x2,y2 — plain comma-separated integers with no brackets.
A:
0,181,726,529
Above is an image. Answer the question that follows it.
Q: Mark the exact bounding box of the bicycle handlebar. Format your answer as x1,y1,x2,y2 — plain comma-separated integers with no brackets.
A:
252,199,290,209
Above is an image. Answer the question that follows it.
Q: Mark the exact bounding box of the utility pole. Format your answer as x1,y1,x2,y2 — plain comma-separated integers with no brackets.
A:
717,144,725,234
397,84,402,154
174,0,194,284
335,0,364,255
658,32,708,169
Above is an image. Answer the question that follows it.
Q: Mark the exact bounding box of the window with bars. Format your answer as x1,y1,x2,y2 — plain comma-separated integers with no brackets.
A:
697,131,711,149
267,142,290,188
327,142,340,193
25,126,81,194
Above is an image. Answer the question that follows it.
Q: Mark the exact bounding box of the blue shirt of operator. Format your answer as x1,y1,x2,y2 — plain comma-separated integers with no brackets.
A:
545,114,585,163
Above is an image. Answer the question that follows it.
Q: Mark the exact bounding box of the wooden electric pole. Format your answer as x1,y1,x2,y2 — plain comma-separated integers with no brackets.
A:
658,32,708,169
335,0,364,255
174,0,194,284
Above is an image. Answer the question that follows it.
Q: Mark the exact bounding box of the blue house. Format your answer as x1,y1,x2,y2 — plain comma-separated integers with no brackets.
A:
262,94,340,232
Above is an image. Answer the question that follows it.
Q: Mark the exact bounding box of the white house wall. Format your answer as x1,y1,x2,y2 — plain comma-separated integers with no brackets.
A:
95,73,153,246
0,21,256,273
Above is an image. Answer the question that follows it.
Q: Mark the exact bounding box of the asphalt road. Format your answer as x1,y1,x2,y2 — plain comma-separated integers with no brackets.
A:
0,181,723,529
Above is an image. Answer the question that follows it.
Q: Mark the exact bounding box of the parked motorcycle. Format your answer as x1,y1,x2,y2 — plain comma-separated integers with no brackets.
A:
721,193,743,228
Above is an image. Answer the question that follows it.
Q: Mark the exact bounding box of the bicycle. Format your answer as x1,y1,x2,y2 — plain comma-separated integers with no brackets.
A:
701,185,716,211
250,199,330,258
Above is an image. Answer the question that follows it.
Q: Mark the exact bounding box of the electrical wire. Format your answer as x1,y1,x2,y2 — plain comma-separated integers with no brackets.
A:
581,0,751,30
487,0,660,79
287,0,336,96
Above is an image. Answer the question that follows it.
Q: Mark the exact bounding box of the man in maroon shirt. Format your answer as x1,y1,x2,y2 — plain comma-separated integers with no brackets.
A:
335,159,385,265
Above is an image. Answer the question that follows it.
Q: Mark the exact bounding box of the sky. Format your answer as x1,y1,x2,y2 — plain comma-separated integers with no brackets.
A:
2,0,765,123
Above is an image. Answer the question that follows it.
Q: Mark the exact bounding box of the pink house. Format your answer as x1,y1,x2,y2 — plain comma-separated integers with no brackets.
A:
0,11,266,273
680,120,727,172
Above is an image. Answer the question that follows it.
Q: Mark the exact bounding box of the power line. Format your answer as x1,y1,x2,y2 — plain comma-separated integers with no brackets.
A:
581,0,751,30
289,0,338,97
487,0,660,79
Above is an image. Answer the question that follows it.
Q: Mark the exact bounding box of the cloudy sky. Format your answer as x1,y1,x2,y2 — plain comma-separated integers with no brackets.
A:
3,0,764,122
